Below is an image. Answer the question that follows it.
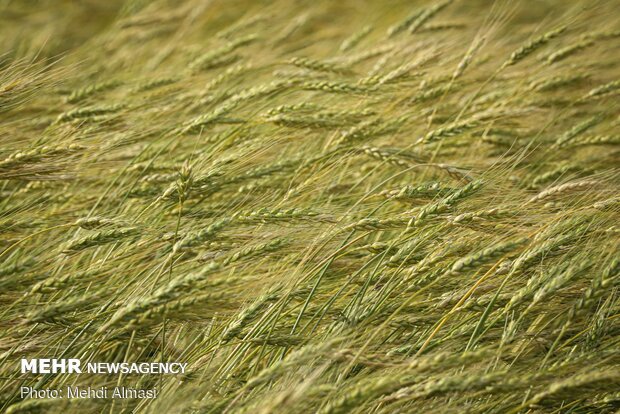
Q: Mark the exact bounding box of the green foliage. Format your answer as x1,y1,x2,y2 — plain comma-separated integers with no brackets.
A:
0,0,618,413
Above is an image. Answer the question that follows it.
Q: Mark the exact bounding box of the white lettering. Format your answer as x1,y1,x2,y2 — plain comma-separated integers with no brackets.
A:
39,359,51,374
68,359,82,373
21,359,37,374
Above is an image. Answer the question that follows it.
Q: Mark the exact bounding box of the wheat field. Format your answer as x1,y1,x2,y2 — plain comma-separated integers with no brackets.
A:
0,0,619,413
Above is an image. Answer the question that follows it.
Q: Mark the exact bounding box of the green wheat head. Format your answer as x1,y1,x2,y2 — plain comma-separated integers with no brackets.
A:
0,0,618,413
